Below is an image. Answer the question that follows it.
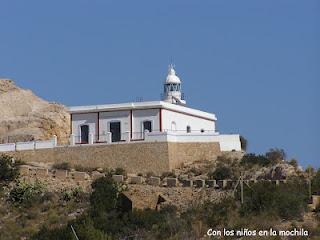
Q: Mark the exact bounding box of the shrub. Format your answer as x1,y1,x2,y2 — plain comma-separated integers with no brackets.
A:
9,180,46,206
146,171,155,178
90,176,121,216
239,181,308,220
114,167,126,176
32,209,113,240
74,165,96,172
52,162,70,170
240,135,248,151
103,168,126,178
312,168,320,195
208,165,232,180
288,159,298,168
240,153,270,167
31,225,74,240
202,197,237,227
61,189,73,202
0,154,20,182
60,186,86,203
265,148,286,164
161,171,176,180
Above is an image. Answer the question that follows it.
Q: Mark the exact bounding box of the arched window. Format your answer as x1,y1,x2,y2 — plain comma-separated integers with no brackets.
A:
186,126,191,133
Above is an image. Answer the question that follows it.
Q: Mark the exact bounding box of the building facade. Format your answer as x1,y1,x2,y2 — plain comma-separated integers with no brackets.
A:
68,65,241,151
69,101,217,143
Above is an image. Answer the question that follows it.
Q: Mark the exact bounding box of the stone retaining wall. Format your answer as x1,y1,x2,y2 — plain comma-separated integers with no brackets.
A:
168,142,221,169
19,166,302,190
8,142,222,174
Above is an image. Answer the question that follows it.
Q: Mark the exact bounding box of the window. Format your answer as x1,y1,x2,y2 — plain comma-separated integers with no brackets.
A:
186,126,191,133
143,120,152,132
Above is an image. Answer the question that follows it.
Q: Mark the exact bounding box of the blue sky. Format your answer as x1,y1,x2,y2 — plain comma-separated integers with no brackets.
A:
0,1,319,168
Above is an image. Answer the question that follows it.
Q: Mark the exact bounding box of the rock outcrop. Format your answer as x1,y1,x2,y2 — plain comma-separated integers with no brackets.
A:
0,79,70,144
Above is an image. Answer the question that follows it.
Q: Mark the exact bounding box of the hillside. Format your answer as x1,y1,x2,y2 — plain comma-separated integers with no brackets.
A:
0,79,70,144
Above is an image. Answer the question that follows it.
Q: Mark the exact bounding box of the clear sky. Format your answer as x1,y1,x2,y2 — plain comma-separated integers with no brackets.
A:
0,1,319,168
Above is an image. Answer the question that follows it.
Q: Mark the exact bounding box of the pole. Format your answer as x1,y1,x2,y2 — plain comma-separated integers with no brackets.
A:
240,173,244,204
71,225,79,240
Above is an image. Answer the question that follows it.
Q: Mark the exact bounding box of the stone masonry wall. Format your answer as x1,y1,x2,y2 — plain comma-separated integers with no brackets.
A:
9,142,169,174
167,142,221,170
8,142,221,174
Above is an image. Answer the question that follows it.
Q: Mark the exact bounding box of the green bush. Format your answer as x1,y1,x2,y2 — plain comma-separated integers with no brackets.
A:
240,135,248,151
31,225,73,240
240,153,270,167
103,168,126,178
90,176,121,216
312,168,320,195
9,180,46,206
161,171,176,180
74,165,96,172
145,171,155,178
202,197,237,227
60,186,86,203
288,159,298,168
265,148,286,164
52,162,70,170
0,154,20,182
239,181,308,220
208,165,232,180
114,167,126,176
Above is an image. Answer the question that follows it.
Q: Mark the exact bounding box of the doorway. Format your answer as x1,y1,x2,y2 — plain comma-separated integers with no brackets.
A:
80,125,89,144
110,121,121,142
143,120,152,133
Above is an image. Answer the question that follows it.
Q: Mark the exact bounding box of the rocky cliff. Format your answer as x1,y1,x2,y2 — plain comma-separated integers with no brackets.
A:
0,79,70,144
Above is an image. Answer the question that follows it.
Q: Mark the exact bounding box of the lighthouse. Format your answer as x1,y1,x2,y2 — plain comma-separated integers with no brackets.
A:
162,65,186,105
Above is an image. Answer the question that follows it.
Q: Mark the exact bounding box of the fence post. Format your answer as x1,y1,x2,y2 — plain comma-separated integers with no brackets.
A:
89,133,94,144
52,135,57,147
125,131,130,142
144,130,149,140
107,132,112,143
70,134,75,146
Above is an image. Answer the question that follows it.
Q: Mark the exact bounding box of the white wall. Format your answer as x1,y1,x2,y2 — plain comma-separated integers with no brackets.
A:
16,141,35,151
215,134,241,151
161,109,215,133
145,132,241,151
99,111,130,140
72,113,98,142
71,108,218,142
132,109,160,139
0,143,16,152
35,140,54,149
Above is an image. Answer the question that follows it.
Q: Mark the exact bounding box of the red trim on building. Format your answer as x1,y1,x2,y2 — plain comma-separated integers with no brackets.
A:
159,108,162,132
130,110,133,139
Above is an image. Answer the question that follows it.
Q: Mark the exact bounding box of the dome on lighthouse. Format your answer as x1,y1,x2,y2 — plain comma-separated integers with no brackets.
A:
165,65,181,84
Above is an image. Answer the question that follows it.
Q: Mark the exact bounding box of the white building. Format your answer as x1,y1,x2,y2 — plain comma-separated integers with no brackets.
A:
68,65,241,151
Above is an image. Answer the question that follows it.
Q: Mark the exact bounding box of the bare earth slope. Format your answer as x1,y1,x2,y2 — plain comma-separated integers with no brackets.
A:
0,79,70,144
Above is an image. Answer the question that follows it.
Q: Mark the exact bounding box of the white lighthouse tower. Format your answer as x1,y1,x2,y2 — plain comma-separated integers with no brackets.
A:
162,65,186,105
